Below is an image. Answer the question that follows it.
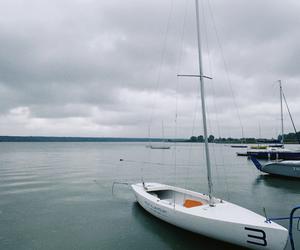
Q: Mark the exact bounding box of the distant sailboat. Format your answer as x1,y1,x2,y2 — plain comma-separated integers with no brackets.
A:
247,80,300,160
249,82,300,178
230,145,247,148
149,144,170,149
250,145,268,150
132,1,288,249
147,122,171,149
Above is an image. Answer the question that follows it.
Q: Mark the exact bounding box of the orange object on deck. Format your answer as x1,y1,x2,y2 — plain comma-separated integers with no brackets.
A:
183,199,203,208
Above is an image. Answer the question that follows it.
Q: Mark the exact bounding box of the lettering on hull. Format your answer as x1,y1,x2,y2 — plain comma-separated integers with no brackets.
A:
293,167,300,171
145,200,168,216
245,227,267,246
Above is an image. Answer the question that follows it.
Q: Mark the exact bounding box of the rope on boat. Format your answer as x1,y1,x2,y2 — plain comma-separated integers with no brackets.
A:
119,158,245,167
265,205,300,250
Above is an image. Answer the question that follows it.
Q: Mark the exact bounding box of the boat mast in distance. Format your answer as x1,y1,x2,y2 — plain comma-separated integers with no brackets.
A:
279,80,284,144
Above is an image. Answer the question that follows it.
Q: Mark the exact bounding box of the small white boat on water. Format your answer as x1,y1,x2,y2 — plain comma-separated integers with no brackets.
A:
145,143,171,149
132,183,288,250
149,145,170,149
132,0,288,248
146,122,171,149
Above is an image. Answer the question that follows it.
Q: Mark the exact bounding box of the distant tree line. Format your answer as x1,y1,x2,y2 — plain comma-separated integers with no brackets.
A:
189,135,285,144
188,131,300,144
190,135,215,143
189,135,258,143
279,132,300,144
1,132,299,144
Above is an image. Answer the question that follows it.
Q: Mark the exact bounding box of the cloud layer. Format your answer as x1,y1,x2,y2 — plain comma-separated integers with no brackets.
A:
0,0,299,138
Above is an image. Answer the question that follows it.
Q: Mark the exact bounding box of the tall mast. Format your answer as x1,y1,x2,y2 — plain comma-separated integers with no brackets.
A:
195,0,213,204
279,80,284,144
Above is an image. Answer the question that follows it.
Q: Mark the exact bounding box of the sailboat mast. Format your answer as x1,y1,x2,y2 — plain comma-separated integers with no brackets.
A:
279,80,284,144
195,0,213,203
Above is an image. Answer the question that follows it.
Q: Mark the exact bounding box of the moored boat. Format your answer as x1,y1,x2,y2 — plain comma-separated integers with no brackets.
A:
247,81,300,160
149,145,171,149
131,0,289,248
236,152,248,156
231,145,248,148
250,145,268,150
132,183,288,249
250,156,300,178
247,148,300,160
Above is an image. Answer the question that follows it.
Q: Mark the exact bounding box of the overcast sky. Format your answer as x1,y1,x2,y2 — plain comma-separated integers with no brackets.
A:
0,0,299,138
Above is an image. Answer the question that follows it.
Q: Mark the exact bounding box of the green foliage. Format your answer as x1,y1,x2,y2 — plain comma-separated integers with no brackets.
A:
189,135,277,144
190,136,198,142
208,135,214,142
281,132,300,143
197,135,204,142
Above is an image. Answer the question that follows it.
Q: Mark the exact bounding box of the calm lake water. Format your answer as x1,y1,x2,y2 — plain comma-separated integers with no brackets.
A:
0,142,299,250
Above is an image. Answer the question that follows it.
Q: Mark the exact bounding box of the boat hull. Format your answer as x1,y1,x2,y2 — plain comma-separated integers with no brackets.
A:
262,161,300,178
231,145,247,148
132,183,288,250
236,152,248,156
247,150,300,160
150,145,171,149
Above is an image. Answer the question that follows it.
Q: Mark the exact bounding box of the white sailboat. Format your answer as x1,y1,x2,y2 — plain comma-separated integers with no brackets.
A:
248,80,300,159
148,122,170,149
132,1,288,249
149,144,171,149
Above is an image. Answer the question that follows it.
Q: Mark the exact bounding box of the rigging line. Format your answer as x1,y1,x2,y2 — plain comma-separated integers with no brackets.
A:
174,0,189,189
176,0,189,82
282,91,300,143
200,0,218,193
121,158,217,167
132,161,250,167
201,0,230,200
272,81,290,140
173,0,189,200
185,90,201,191
147,0,175,137
173,0,192,191
201,0,222,144
145,0,174,184
201,0,220,189
271,81,280,137
195,0,212,195
207,0,244,139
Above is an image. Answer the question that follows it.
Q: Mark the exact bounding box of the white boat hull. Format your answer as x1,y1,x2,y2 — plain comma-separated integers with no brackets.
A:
262,161,300,178
150,145,171,149
132,183,288,250
250,156,300,178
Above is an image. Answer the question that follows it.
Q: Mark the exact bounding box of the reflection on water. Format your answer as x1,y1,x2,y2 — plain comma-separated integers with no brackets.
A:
254,174,300,193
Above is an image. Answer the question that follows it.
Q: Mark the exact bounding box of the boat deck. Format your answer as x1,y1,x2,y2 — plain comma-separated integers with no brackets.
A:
148,189,209,208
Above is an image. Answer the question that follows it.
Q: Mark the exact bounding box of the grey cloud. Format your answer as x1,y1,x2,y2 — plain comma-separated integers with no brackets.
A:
0,0,299,137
